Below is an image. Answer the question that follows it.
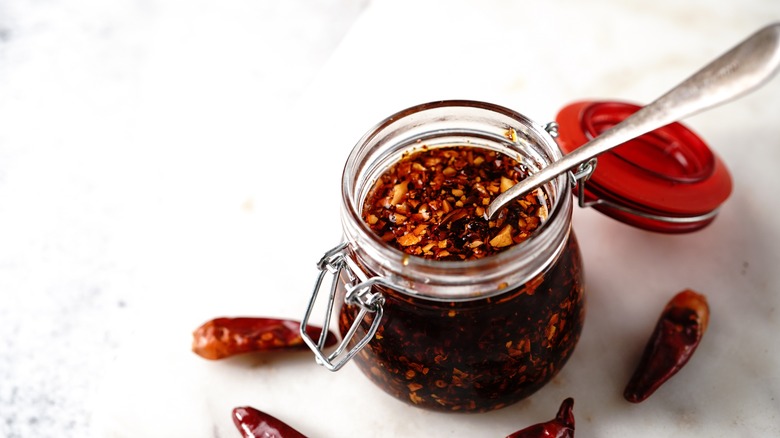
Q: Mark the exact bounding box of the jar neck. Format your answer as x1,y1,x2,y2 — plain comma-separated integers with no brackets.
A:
340,100,572,302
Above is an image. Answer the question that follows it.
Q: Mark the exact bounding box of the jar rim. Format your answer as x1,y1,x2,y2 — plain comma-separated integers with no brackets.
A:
340,100,573,301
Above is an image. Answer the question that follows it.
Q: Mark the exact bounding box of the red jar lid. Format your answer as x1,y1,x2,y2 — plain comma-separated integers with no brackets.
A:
555,101,732,233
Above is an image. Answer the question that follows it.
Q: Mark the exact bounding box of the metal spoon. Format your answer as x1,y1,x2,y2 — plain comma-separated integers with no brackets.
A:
487,23,780,219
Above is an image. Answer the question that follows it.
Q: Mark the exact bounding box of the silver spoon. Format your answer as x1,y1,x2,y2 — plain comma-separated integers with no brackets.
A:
487,23,780,219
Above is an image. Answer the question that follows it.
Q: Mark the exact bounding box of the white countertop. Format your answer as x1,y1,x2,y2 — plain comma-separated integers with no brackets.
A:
2,1,780,437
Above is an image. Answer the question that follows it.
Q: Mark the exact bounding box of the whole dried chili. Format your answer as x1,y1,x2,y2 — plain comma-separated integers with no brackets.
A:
232,406,307,438
192,317,337,360
506,397,575,438
624,289,709,403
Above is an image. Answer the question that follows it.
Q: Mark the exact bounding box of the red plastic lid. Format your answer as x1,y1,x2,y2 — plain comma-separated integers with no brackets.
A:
555,101,732,233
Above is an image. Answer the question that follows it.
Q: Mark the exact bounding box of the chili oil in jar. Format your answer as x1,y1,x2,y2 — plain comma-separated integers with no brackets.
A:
309,100,585,413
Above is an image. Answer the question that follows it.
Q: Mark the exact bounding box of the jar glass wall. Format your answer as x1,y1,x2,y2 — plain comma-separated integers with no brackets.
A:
328,101,585,412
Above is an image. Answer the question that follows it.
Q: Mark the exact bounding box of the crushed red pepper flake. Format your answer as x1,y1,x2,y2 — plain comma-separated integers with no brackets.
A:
362,146,546,261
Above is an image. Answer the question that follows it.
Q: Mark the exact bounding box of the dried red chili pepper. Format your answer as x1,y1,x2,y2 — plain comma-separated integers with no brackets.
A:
624,289,710,403
192,317,337,360
232,406,307,438
506,397,575,438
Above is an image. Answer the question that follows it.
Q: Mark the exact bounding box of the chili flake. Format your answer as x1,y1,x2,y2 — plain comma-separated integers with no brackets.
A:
362,146,546,260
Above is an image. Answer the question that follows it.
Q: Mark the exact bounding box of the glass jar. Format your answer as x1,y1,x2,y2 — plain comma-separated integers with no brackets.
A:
302,100,585,413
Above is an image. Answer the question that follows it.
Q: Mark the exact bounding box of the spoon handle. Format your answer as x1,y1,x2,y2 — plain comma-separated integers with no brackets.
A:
487,22,780,219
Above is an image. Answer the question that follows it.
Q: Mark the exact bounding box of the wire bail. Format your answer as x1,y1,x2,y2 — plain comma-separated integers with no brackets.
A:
568,158,719,224
301,243,385,371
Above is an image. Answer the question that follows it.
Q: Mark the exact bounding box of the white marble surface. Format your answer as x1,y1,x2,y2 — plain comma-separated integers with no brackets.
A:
0,0,366,436
2,0,780,437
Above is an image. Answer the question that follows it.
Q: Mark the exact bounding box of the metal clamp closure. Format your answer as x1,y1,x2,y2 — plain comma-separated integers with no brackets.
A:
301,243,385,371
569,158,598,209
568,159,718,224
